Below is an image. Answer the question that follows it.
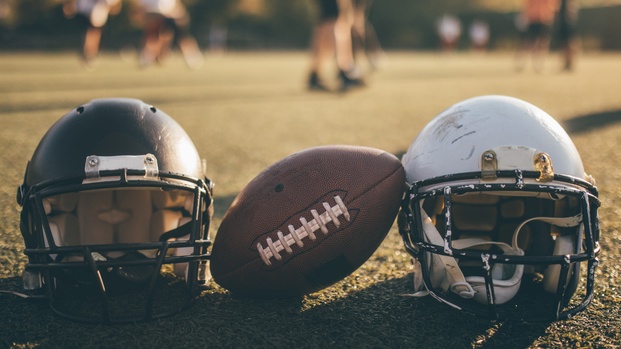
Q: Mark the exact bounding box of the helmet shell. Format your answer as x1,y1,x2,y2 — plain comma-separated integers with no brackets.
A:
17,98,212,323
402,95,585,184
26,98,203,186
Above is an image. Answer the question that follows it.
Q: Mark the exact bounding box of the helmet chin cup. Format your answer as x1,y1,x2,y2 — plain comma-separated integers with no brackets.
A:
466,264,524,305
449,282,475,299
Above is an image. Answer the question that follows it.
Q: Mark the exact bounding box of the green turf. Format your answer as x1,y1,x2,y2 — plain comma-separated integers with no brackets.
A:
1,51,621,348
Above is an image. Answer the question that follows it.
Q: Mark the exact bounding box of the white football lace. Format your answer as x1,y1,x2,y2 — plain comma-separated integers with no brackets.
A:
257,195,350,266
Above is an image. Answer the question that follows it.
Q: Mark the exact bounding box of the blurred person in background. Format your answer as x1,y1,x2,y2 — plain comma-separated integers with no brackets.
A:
515,0,559,73
469,19,490,52
0,0,12,26
558,0,579,71
63,0,122,67
208,21,227,55
307,0,365,92
134,0,203,69
436,14,461,52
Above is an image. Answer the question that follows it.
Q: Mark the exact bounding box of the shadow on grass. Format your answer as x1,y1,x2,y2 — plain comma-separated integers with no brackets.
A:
0,274,551,348
563,109,621,134
190,276,551,349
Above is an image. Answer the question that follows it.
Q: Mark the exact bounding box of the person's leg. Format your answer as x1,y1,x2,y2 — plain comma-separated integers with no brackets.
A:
560,23,577,71
532,23,551,73
335,0,365,91
308,0,338,90
140,15,165,67
174,15,204,69
155,18,175,63
515,23,535,72
308,20,336,90
82,25,102,64
562,38,576,71
334,0,355,73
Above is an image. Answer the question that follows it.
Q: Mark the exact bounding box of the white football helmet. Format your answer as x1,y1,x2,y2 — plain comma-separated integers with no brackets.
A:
398,95,600,321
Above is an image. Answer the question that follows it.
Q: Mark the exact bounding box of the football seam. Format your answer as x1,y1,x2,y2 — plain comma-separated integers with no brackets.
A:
253,161,403,267
256,194,352,266
216,159,404,279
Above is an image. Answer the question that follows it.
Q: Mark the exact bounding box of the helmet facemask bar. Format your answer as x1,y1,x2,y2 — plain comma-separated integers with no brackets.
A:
399,169,600,321
19,164,213,324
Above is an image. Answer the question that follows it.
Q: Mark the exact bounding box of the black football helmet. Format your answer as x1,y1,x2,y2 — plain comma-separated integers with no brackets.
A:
16,98,213,323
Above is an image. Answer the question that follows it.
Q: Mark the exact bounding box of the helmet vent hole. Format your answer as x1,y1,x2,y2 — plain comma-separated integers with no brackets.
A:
76,106,85,114
149,106,157,113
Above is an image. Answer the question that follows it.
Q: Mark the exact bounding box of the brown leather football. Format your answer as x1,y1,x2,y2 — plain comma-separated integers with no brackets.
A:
210,145,406,297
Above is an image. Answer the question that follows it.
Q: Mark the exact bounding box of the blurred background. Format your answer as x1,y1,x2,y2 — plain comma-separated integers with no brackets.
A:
1,0,621,53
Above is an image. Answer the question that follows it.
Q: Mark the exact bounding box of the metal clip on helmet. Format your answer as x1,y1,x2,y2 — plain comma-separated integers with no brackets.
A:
398,95,600,321
16,98,214,323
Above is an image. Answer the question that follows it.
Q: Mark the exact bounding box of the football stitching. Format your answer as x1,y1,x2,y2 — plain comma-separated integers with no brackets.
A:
256,195,350,266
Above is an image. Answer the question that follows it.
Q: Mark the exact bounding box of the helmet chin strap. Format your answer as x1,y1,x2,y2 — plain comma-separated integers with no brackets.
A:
411,201,582,305
512,215,583,294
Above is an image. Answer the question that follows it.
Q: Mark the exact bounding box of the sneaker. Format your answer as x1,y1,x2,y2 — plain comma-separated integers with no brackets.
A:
308,72,330,92
339,69,365,92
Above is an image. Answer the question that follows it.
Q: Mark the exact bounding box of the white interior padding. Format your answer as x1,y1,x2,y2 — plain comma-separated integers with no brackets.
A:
173,217,192,278
453,238,524,305
149,209,184,243
184,195,194,213
452,194,499,205
543,235,575,293
498,224,532,251
47,214,80,247
76,191,116,246
44,189,195,278
149,210,188,277
46,214,80,261
500,200,525,218
44,193,78,214
414,190,584,306
42,199,52,215
152,190,189,210
452,205,497,232
112,190,152,244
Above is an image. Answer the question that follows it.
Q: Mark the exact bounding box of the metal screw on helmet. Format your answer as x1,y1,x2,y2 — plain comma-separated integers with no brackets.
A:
481,150,498,180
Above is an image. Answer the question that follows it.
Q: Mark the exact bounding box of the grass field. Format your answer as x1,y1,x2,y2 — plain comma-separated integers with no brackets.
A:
1,50,621,348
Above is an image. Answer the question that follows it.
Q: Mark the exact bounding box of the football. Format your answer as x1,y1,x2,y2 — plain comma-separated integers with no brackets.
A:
210,145,406,297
